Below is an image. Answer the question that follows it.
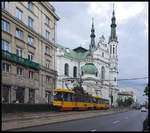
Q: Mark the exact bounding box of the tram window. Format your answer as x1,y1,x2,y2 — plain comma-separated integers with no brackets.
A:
68,93,73,102
72,94,75,102
75,94,80,102
96,99,98,104
63,92,68,101
80,95,83,102
54,92,62,101
93,98,96,103
91,97,93,103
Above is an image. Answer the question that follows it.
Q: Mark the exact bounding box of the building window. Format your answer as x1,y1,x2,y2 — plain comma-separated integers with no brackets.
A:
28,16,33,28
45,91,51,104
28,52,33,61
2,85,11,103
28,36,34,45
29,88,35,103
28,2,33,11
96,72,98,77
46,76,51,85
114,77,117,82
16,8,22,20
113,45,115,54
1,2,8,11
82,71,84,76
16,46,22,57
2,63,10,73
2,40,9,51
46,60,50,68
29,71,34,79
16,28,23,40
101,66,105,80
102,52,104,57
2,20,9,32
17,67,23,76
45,16,50,25
16,87,24,103
64,63,69,76
110,45,112,54
73,66,77,78
45,46,50,55
46,31,50,40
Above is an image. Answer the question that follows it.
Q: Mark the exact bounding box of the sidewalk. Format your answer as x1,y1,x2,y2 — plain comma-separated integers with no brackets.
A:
2,108,131,131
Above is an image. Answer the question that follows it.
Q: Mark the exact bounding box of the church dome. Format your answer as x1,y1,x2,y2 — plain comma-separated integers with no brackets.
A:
81,63,98,74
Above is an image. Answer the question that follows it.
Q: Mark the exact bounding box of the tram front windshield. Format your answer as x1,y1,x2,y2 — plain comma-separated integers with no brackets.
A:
54,91,63,101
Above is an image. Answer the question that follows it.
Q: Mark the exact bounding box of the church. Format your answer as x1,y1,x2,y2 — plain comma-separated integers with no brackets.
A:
55,9,119,107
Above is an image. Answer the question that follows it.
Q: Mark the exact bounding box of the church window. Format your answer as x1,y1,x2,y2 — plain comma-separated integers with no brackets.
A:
101,66,105,80
73,66,77,78
82,71,84,76
113,45,115,54
96,72,98,77
64,63,69,76
110,45,112,54
102,52,104,57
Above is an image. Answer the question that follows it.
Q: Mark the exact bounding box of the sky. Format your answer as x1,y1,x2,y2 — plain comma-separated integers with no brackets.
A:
50,2,148,104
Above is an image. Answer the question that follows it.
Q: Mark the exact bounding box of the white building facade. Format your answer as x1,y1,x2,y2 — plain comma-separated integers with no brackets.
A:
55,9,119,107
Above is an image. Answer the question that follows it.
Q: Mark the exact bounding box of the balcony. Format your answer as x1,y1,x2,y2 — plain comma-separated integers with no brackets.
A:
2,50,40,70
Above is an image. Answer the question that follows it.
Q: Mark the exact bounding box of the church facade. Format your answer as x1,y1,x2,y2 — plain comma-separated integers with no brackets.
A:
55,9,119,107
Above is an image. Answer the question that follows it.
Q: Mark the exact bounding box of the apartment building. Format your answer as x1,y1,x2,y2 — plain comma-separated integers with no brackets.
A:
1,2,59,104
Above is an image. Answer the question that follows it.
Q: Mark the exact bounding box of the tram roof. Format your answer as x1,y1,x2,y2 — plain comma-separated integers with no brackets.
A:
92,96,101,99
92,96,109,100
54,88,75,93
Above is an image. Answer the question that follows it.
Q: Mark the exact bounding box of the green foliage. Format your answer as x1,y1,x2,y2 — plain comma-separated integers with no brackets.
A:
117,97,134,107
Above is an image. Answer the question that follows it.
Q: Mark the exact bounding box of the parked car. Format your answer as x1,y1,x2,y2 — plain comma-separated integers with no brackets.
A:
143,115,149,132
141,107,147,112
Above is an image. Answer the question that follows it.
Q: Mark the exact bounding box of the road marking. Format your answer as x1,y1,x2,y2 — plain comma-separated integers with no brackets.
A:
112,120,120,124
90,129,97,132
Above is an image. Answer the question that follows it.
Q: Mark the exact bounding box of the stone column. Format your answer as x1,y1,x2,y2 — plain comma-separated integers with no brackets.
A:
35,89,39,103
24,88,29,103
11,86,16,102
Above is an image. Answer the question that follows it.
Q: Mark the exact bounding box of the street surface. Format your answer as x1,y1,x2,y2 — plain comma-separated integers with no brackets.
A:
12,110,147,131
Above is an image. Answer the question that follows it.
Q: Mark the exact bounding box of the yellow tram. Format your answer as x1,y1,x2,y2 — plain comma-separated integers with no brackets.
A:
53,88,109,111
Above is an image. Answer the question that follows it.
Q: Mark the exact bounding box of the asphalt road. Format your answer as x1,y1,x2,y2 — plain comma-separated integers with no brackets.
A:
13,109,148,131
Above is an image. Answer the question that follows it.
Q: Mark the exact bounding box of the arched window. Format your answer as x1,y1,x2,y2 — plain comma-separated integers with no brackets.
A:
96,72,98,77
82,71,84,76
73,66,77,77
102,52,104,57
113,45,115,54
64,63,69,76
110,45,112,54
101,66,105,80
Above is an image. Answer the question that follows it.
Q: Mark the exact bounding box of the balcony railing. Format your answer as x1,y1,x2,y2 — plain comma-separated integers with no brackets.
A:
2,50,40,70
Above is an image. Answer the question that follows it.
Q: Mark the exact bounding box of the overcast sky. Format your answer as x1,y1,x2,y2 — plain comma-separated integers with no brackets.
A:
50,2,148,104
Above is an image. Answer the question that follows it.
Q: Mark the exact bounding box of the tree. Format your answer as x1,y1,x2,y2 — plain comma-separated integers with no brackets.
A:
143,84,149,96
117,97,134,107
116,98,123,107
125,97,134,106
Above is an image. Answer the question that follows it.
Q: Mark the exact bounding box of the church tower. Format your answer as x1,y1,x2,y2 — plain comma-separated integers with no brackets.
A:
109,5,119,103
89,18,96,49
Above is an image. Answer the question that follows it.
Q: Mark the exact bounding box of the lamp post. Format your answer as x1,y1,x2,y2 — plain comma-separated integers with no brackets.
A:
109,83,113,108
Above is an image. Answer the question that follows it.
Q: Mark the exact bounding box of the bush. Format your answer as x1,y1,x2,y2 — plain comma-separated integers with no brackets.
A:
2,103,54,113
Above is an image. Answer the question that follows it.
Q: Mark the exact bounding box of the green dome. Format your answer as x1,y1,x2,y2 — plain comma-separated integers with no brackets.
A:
81,63,98,74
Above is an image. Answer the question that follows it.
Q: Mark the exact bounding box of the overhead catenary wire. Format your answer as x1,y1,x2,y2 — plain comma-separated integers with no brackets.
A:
102,77,148,81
